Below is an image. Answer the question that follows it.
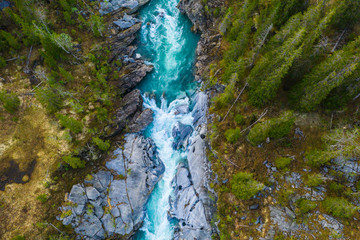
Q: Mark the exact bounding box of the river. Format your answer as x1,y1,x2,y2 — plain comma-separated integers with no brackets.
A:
134,0,199,239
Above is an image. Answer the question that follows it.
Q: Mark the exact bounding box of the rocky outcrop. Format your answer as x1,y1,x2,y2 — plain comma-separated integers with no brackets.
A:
117,61,154,94
170,164,212,240
59,134,164,239
177,0,206,32
111,89,153,136
170,92,216,239
100,0,150,15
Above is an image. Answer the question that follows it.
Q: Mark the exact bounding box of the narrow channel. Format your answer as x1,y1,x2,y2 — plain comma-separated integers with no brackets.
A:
134,0,199,239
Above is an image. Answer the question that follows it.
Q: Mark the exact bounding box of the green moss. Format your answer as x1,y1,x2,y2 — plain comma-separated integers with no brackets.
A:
295,198,317,214
92,137,110,151
234,114,245,125
224,128,241,143
275,157,292,170
231,172,264,200
305,173,324,187
36,194,49,203
323,197,358,218
62,155,85,169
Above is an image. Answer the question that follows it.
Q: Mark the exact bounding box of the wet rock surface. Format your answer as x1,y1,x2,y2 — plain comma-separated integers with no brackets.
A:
170,92,216,239
59,134,164,239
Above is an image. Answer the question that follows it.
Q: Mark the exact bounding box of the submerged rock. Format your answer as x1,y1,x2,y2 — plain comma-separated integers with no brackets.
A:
59,134,164,239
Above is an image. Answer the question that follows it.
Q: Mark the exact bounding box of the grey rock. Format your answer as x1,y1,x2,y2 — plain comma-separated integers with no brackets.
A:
106,149,127,176
75,214,104,239
270,206,299,233
101,214,115,235
320,214,344,232
171,164,212,240
60,134,164,239
68,184,87,205
128,108,154,132
191,92,208,127
86,187,100,200
250,204,260,210
172,122,193,150
113,14,141,29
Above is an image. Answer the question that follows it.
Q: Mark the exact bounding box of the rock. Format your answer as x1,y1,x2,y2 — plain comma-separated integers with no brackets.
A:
59,134,164,239
170,164,212,240
172,122,193,150
117,63,153,94
111,89,143,135
113,14,141,29
86,187,100,200
68,184,87,206
100,0,141,15
177,0,206,32
75,214,104,239
269,206,299,233
320,214,343,232
250,204,260,210
127,108,154,132
192,92,208,128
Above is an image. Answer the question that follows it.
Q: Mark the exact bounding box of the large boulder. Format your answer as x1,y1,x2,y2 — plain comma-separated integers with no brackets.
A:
59,134,164,239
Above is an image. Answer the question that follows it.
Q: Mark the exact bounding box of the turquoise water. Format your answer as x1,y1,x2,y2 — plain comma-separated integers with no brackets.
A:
137,0,199,103
135,0,199,239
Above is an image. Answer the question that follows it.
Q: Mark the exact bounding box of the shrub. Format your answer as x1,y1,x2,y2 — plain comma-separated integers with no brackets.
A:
0,56,6,68
0,91,20,114
92,137,110,151
275,157,292,170
36,88,63,113
231,172,264,200
247,111,295,145
234,114,245,125
0,30,20,49
224,128,241,144
323,197,358,218
247,122,269,145
36,194,49,203
59,67,74,83
295,198,317,214
56,114,83,134
305,173,325,187
305,150,332,167
268,111,295,139
63,155,85,169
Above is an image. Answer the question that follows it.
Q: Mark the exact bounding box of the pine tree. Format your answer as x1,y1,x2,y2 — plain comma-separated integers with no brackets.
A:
298,37,360,111
248,28,305,106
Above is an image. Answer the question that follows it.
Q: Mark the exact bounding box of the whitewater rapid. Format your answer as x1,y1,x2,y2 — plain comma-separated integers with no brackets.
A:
134,0,199,239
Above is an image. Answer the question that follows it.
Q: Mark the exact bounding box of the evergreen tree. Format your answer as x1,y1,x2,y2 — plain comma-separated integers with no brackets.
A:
298,37,360,111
